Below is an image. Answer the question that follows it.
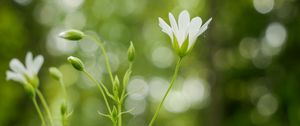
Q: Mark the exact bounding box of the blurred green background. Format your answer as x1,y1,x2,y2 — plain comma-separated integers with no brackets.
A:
0,0,300,126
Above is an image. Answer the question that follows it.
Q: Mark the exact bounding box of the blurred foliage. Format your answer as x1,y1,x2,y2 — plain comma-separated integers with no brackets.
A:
0,0,300,126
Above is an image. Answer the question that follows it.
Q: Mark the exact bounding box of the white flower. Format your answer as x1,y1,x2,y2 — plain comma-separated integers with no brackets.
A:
6,52,44,85
158,10,212,57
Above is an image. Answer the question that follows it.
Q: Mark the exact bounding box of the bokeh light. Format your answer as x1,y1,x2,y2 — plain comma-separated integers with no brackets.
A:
253,0,274,14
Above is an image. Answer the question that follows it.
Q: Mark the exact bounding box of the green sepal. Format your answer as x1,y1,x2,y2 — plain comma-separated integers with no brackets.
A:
178,39,189,58
24,83,36,99
25,74,39,89
172,37,189,58
172,38,180,55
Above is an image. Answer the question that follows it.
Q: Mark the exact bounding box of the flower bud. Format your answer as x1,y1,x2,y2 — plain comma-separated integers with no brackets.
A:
112,106,118,121
49,67,63,81
59,30,85,41
113,76,120,97
127,41,135,62
60,102,67,116
67,56,85,71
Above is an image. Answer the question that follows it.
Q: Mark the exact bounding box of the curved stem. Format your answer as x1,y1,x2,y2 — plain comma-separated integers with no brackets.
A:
149,58,182,126
36,90,54,126
32,97,46,126
59,79,68,101
86,35,114,84
83,70,112,114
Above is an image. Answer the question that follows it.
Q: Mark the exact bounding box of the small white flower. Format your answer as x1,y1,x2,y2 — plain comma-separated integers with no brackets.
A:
6,52,44,85
158,10,212,57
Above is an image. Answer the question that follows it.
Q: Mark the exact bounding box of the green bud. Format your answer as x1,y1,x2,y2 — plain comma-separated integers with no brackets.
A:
49,67,63,80
59,29,85,41
113,76,120,87
60,102,67,116
113,76,120,97
111,106,118,121
67,56,85,71
127,41,135,62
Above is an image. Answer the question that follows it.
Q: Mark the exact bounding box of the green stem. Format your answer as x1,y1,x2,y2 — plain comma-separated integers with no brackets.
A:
149,58,182,126
86,35,114,83
59,79,68,100
32,97,46,126
83,70,112,114
113,120,117,126
59,79,69,126
118,103,122,126
36,90,54,126
62,114,68,126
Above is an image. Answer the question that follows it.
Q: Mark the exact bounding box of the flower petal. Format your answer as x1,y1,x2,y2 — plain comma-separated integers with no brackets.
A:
169,12,179,41
178,10,190,44
32,55,44,74
9,58,27,74
6,71,27,84
196,18,212,37
178,10,190,30
25,52,33,71
188,17,203,49
158,17,173,41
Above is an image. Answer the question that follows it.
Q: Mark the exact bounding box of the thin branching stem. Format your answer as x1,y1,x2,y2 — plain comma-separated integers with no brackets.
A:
86,35,114,84
36,90,54,126
83,70,112,114
32,97,46,126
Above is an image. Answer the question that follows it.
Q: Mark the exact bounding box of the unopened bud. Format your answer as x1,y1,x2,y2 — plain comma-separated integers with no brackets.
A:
127,41,135,62
49,67,63,80
59,29,85,41
113,76,120,97
60,102,67,116
67,56,85,71
112,106,118,121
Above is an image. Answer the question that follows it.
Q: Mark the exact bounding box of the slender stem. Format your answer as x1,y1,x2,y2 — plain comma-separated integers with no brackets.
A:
62,114,68,126
149,58,182,126
118,103,122,126
59,79,68,100
36,90,53,126
86,35,114,83
32,97,46,126
59,79,68,126
113,120,117,126
83,70,112,114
